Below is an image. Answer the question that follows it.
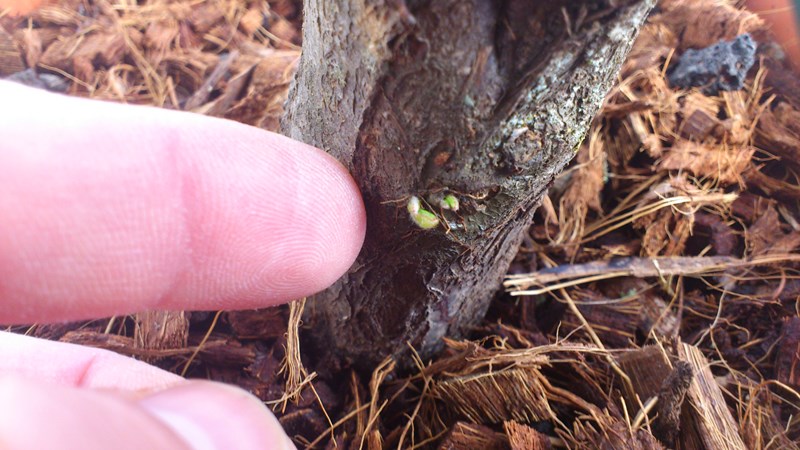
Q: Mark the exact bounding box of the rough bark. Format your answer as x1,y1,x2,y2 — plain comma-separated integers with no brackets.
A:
282,0,655,369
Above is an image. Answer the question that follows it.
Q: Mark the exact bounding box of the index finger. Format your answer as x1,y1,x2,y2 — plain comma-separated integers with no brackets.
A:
0,82,365,323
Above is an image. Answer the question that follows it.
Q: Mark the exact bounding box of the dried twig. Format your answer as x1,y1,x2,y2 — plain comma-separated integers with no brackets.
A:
506,254,800,294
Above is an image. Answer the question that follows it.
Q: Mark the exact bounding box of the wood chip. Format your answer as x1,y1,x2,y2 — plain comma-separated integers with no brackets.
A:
746,203,800,256
433,368,555,424
659,140,753,186
504,421,553,450
134,311,189,361
678,343,747,450
438,422,507,450
0,25,25,76
651,361,694,447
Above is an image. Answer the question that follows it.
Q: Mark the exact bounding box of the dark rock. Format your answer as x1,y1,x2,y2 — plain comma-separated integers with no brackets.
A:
668,33,756,95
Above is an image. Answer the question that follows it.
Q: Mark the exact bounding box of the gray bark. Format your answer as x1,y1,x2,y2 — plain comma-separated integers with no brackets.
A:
282,0,655,370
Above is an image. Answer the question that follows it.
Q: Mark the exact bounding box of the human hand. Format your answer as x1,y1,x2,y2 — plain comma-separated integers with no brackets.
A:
0,81,366,449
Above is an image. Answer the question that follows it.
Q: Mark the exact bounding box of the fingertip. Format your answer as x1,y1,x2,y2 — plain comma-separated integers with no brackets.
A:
162,118,366,309
259,133,366,298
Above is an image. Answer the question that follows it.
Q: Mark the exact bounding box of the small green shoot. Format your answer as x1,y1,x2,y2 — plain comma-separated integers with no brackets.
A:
440,194,460,211
407,196,440,229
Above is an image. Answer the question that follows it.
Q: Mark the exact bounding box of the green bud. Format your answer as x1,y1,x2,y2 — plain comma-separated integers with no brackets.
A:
413,209,440,229
407,196,439,229
440,194,459,211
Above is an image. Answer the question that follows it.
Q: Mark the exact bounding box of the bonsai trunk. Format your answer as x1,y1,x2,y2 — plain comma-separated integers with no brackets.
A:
282,0,655,370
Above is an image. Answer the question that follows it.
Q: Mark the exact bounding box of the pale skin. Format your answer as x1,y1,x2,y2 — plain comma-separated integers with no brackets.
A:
0,81,366,449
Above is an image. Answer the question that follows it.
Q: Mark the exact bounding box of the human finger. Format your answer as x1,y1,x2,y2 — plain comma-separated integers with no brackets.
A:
0,375,295,450
0,331,182,390
0,81,365,323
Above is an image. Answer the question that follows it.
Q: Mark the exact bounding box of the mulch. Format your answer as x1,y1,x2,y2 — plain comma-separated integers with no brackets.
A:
2,0,800,448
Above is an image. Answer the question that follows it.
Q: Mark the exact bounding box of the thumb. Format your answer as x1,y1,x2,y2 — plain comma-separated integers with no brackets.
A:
0,377,295,450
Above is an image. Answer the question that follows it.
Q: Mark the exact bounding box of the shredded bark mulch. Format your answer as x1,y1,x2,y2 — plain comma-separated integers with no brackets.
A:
3,0,800,448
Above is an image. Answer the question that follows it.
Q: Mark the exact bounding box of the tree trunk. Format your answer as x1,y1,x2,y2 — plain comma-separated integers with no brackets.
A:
282,0,655,370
